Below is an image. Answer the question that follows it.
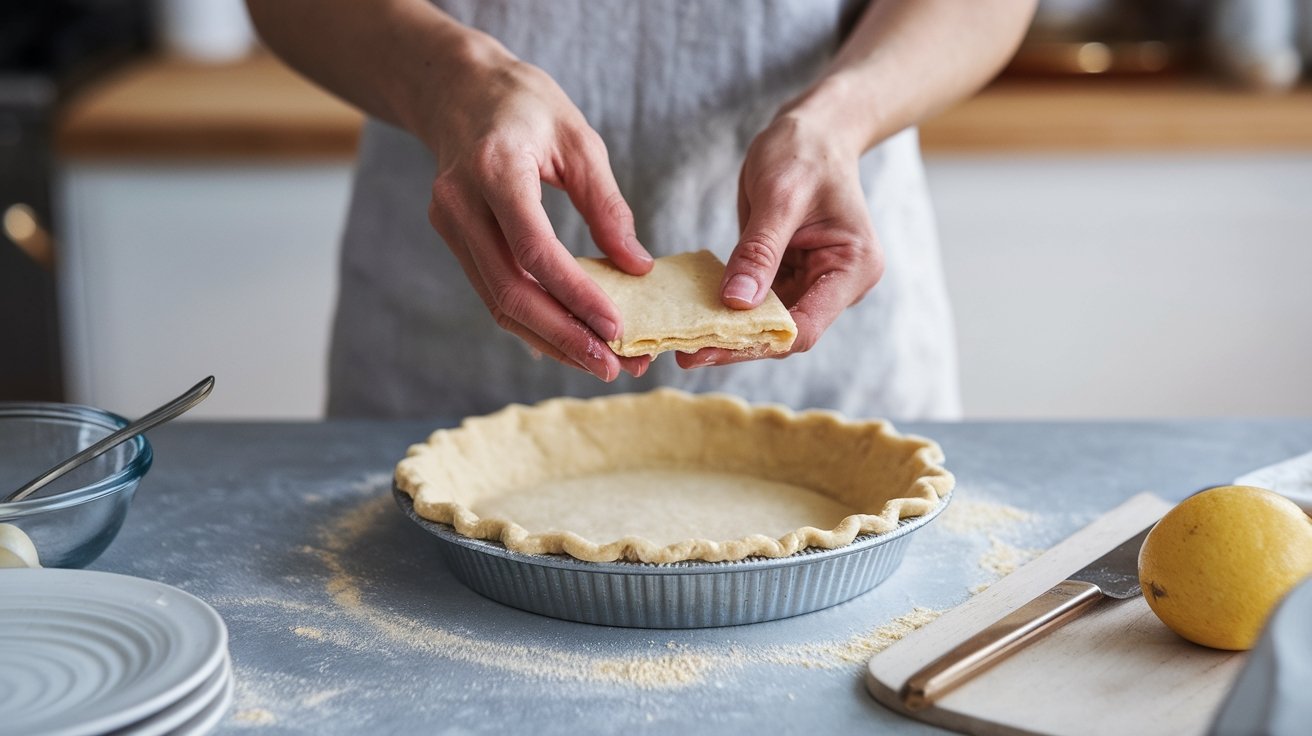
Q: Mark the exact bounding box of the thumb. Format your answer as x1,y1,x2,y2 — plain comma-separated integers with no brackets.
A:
721,207,800,310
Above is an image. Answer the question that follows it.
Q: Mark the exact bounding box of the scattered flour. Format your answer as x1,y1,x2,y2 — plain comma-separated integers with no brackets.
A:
591,653,717,688
232,708,276,726
937,493,1048,591
291,626,326,641
226,477,1076,724
231,667,353,729
757,607,942,668
979,534,1044,578
210,595,323,614
222,487,946,725
298,494,939,689
302,688,347,708
941,498,1033,534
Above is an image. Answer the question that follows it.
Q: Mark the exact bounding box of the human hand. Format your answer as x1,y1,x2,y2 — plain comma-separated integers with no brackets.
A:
677,113,884,369
424,48,652,381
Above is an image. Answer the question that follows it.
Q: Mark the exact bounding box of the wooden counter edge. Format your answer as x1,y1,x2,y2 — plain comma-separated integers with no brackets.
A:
54,55,1312,159
56,53,364,160
921,80,1312,153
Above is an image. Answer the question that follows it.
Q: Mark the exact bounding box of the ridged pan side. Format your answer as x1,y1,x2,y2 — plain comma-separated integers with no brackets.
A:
400,487,942,629
435,531,911,628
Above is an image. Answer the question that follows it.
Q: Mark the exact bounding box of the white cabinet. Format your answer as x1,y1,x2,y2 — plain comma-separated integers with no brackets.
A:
56,153,1312,420
57,162,349,419
927,152,1312,418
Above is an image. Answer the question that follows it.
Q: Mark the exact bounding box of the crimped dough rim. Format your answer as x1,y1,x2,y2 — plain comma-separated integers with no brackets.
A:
394,390,954,564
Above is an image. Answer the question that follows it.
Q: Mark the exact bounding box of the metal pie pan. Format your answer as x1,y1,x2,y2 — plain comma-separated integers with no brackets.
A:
394,486,950,629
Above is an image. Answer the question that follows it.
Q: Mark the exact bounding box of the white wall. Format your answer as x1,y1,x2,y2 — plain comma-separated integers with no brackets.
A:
926,152,1312,418
58,163,350,419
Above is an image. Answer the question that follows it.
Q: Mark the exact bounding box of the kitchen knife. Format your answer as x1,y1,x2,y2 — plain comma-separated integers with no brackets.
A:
900,522,1156,711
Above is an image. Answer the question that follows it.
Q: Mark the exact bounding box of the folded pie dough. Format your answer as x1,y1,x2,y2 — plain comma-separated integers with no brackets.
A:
577,250,797,357
394,390,954,564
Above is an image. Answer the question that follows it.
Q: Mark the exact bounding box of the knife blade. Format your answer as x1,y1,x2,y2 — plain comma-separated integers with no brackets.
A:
900,521,1157,711
1066,523,1154,599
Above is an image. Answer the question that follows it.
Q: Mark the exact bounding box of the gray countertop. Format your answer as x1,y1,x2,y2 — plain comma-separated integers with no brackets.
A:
88,419,1312,735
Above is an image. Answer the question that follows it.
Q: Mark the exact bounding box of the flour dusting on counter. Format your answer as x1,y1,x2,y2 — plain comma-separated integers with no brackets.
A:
209,473,1094,725
232,708,276,726
307,494,939,687
979,534,1044,578
757,607,942,668
939,487,1052,592
216,482,950,724
941,496,1034,534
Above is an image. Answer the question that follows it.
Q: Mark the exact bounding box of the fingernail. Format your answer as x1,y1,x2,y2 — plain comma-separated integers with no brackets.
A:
724,274,759,305
626,236,652,263
682,352,714,369
589,316,620,343
580,341,617,382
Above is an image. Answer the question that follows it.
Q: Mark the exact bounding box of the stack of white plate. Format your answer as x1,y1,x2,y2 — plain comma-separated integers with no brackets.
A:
0,569,232,736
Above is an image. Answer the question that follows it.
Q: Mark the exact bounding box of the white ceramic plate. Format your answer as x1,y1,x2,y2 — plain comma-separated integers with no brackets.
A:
112,655,231,736
169,672,234,736
0,569,228,736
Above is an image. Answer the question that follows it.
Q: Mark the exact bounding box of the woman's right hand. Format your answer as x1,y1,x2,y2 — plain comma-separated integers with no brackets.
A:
423,40,653,381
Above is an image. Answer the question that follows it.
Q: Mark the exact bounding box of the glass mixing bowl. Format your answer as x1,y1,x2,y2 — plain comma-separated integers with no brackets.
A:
0,402,152,568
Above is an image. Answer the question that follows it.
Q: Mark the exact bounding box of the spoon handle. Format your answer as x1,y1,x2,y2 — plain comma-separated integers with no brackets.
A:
4,376,214,504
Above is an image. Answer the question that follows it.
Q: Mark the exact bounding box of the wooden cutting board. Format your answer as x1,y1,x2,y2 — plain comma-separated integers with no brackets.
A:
867,493,1246,736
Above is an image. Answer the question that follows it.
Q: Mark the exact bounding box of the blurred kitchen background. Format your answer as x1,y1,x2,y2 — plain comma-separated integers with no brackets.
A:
3,0,1310,420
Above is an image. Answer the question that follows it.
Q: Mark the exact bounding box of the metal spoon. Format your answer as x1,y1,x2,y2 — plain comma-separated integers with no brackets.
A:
4,376,215,504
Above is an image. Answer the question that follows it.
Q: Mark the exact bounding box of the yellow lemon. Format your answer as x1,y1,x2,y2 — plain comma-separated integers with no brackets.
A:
1138,485,1312,650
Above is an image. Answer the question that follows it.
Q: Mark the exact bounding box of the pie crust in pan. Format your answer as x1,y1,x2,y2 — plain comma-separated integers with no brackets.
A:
394,390,954,564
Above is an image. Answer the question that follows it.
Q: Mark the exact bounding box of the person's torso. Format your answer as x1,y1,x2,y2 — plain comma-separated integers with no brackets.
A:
328,0,961,420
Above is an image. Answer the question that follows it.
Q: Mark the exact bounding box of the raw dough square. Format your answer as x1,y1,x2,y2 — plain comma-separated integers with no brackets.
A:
577,250,797,357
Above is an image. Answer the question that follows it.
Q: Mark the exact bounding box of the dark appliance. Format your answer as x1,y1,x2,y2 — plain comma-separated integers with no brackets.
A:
0,1,150,401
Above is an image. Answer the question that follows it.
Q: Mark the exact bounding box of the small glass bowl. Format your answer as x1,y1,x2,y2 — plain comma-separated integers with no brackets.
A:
0,402,152,568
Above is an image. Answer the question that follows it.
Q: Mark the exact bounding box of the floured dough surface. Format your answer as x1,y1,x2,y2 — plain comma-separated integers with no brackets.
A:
470,470,858,546
395,390,955,563
578,251,797,357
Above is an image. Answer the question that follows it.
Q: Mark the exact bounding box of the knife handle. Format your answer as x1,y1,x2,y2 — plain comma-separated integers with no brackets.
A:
900,579,1103,711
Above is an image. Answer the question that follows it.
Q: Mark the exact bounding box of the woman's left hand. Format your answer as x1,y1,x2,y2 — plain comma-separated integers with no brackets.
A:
677,112,885,369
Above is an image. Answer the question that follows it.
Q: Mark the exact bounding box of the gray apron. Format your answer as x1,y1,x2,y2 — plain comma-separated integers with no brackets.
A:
328,0,961,420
